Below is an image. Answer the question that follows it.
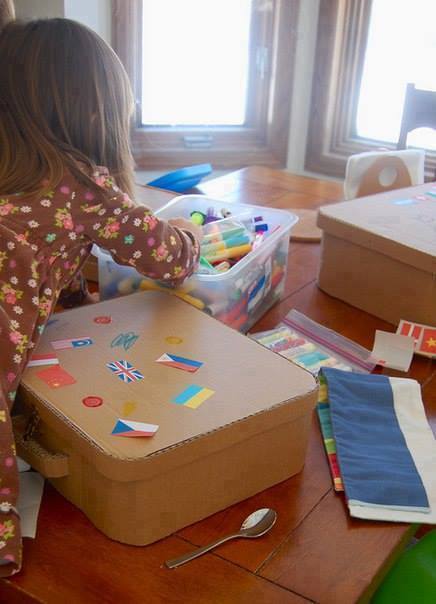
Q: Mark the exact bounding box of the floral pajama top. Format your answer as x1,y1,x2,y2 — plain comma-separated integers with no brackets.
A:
0,167,200,576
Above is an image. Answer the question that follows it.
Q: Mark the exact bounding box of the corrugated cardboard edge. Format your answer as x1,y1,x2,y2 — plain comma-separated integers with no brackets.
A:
317,206,436,274
16,381,318,483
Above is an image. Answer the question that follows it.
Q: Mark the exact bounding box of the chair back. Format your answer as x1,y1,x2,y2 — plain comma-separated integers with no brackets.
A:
344,149,425,200
397,83,436,149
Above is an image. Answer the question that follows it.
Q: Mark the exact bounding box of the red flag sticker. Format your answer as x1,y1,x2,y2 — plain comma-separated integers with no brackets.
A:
399,321,412,336
36,366,76,388
411,325,423,341
419,328,436,354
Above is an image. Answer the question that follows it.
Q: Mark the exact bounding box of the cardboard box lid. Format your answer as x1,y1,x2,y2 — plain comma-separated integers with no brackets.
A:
317,184,436,274
19,292,316,479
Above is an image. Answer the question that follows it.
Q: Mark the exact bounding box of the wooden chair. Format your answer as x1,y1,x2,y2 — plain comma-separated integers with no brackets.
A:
397,83,436,150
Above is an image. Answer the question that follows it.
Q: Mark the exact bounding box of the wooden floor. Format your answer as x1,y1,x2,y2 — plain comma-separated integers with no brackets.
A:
3,167,435,604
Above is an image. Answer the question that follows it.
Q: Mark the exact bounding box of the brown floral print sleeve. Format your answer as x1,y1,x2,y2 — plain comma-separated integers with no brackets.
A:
70,169,200,284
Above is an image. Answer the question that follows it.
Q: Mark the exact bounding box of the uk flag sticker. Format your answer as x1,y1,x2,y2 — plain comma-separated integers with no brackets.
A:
106,360,144,383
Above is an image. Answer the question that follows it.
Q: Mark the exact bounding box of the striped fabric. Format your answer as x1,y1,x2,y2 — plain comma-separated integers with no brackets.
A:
317,374,344,491
321,368,431,516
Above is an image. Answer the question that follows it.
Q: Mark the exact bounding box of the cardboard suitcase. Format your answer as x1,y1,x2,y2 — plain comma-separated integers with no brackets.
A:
317,183,436,326
15,292,317,545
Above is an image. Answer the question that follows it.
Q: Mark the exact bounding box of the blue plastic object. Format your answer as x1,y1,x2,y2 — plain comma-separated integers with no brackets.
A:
147,163,212,193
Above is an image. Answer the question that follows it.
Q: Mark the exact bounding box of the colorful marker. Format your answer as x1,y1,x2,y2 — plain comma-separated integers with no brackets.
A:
271,267,285,289
217,294,248,324
205,300,229,316
202,226,246,244
214,261,230,272
281,342,317,359
197,256,218,275
139,278,205,310
201,234,251,255
174,291,205,310
204,243,252,263
229,313,249,331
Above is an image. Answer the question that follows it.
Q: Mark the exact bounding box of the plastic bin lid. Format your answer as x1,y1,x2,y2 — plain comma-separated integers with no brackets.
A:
147,164,212,192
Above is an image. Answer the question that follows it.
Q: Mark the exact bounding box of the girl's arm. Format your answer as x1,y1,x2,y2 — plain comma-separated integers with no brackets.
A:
70,171,200,284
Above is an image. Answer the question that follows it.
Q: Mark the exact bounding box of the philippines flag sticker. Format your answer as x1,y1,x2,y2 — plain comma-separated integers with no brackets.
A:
51,337,93,350
106,360,144,383
156,353,203,373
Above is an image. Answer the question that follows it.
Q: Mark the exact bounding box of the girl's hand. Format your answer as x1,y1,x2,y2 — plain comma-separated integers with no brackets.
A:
168,217,203,243
83,291,100,305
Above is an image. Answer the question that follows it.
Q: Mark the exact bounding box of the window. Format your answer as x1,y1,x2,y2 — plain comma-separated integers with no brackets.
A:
112,0,299,169
306,0,436,178
141,0,251,126
357,0,436,149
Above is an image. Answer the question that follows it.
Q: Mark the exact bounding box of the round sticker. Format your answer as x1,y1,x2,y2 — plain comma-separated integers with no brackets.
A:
83,396,103,408
94,316,112,324
165,336,183,345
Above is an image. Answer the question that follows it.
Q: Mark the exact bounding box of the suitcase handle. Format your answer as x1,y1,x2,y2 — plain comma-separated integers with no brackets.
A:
13,416,69,478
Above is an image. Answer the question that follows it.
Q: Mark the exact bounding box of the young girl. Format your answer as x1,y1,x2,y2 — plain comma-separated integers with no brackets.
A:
0,18,201,576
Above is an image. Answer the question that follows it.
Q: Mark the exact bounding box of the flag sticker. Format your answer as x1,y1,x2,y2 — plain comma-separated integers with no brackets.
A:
111,419,159,437
28,352,59,367
399,321,413,336
396,320,436,358
106,360,144,383
51,337,93,350
172,385,214,409
156,353,203,373
36,366,76,388
420,328,436,354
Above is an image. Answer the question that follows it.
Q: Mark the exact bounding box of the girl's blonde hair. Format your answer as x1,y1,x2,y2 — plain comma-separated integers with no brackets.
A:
0,18,135,197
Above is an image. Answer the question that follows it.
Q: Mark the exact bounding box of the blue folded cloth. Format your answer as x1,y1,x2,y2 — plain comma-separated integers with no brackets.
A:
322,368,430,512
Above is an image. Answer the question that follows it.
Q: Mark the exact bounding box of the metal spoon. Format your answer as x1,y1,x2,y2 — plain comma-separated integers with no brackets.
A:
165,508,277,569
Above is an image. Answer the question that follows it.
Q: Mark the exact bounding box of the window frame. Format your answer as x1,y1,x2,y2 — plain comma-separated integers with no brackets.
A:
305,0,436,180
112,0,299,169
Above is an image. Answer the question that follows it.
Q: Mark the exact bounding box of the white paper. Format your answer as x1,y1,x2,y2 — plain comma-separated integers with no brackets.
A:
17,472,44,538
371,330,415,372
17,457,30,473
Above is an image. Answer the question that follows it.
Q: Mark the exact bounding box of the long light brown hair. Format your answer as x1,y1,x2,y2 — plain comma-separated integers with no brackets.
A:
0,18,135,198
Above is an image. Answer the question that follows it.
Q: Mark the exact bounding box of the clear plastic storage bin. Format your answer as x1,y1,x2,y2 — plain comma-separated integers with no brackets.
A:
98,195,297,332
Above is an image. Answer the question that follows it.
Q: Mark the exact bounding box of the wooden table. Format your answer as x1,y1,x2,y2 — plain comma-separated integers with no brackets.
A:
3,167,435,604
